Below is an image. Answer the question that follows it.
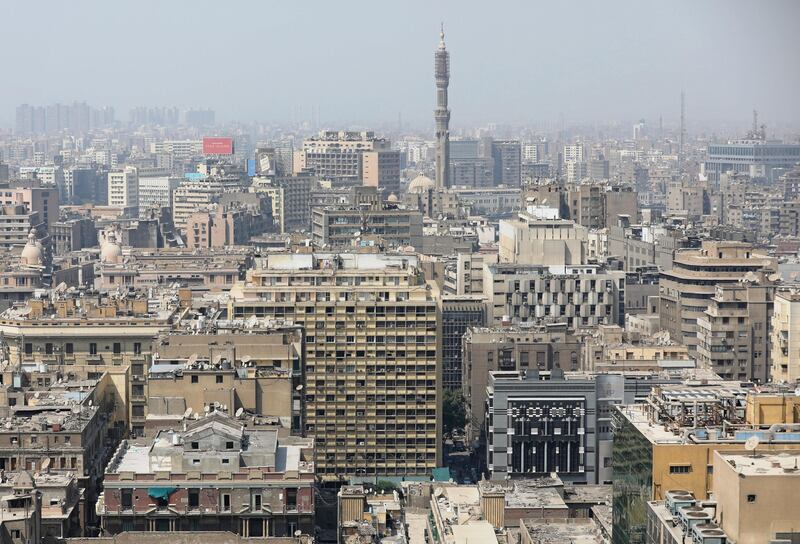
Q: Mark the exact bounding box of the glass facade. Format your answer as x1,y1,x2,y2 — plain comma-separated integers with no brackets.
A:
611,409,653,544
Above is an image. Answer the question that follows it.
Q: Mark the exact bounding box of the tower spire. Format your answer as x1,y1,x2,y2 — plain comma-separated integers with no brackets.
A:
434,25,451,190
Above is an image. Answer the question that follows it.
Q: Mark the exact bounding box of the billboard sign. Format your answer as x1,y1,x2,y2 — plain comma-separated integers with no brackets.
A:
256,147,277,176
202,137,234,155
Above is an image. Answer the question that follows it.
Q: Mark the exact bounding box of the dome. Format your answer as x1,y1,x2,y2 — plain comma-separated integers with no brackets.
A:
20,230,43,266
101,230,123,264
407,174,435,194
387,193,399,203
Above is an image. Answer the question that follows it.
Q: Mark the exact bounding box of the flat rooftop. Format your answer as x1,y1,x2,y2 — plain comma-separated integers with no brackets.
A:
521,518,604,543
717,451,800,477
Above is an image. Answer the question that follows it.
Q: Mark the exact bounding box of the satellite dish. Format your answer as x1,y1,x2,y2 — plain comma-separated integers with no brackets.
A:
745,435,760,452
235,407,244,418
183,408,193,418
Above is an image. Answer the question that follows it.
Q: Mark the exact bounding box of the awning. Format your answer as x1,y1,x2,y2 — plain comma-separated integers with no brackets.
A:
147,487,177,500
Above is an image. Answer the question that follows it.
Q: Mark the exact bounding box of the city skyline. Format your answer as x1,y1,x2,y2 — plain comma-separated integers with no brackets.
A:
1,0,799,131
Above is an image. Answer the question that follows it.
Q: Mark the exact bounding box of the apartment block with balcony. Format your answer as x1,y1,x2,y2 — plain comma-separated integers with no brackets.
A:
771,289,800,384
659,241,776,354
696,281,775,383
228,253,441,478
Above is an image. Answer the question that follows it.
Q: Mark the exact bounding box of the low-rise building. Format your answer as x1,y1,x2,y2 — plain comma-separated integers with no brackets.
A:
99,412,315,538
611,384,800,543
96,240,253,293
0,471,83,540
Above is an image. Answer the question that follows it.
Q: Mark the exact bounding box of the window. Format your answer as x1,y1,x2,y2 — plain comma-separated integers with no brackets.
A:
253,493,262,510
89,343,97,355
24,343,33,355
747,494,756,503
190,442,199,450
133,342,142,355
669,465,691,474
191,375,199,383
65,343,74,355
113,342,121,355
226,441,234,449
216,375,223,384
121,489,133,509
222,493,231,511
188,489,199,508
45,343,53,355
286,488,297,510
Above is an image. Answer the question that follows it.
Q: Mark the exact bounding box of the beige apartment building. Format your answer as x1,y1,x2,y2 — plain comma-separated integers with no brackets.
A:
140,322,306,438
771,289,800,383
583,325,693,373
712,450,800,544
251,171,316,233
227,253,441,479
461,324,582,440
0,289,183,430
483,262,624,329
659,241,776,354
294,131,400,193
498,210,587,265
96,237,253,293
696,280,775,383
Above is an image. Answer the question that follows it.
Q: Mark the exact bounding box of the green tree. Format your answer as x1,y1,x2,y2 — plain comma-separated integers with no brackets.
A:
443,390,467,436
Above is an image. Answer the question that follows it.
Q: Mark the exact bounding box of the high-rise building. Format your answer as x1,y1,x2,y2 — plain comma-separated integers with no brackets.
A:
491,140,522,186
770,289,800,384
183,108,215,126
107,167,139,212
434,26,451,189
498,210,588,266
703,139,800,185
449,139,493,188
659,241,775,354
137,170,182,219
228,253,441,478
294,131,399,190
311,194,424,249
251,171,316,233
696,280,776,383
440,294,486,392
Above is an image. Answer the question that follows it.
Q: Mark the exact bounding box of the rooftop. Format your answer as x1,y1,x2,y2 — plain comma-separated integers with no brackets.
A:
717,451,800,476
520,518,605,543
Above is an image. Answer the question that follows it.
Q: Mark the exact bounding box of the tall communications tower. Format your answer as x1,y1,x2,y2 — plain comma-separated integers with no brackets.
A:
679,91,686,156
434,24,451,189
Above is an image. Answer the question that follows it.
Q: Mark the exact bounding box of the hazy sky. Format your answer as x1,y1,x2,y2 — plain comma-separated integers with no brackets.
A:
2,0,799,130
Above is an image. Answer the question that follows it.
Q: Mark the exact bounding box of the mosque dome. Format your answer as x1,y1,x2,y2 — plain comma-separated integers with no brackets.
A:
101,230,123,264
407,174,435,194
20,230,43,266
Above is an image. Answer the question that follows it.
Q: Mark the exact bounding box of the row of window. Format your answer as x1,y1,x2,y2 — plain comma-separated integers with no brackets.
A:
25,341,142,356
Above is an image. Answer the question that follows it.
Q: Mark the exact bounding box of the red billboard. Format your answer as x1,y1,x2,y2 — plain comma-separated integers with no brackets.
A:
203,137,234,155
